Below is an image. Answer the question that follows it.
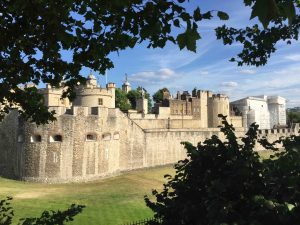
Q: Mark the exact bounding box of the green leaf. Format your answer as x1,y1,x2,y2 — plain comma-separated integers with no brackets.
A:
173,19,180,28
278,0,296,24
176,28,201,52
193,7,202,21
244,0,253,6
217,11,229,20
250,0,279,28
202,11,212,20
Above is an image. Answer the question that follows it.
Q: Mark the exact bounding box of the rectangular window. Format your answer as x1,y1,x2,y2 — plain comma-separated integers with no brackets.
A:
98,98,103,105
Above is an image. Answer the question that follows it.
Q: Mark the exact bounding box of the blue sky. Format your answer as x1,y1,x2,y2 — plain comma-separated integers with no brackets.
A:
80,1,300,107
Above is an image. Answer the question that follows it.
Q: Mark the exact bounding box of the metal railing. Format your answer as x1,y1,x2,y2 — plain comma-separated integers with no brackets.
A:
122,217,162,225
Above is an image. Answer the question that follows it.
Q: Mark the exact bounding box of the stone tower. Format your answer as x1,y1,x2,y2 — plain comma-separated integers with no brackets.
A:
207,94,230,128
197,90,212,128
106,82,116,108
122,74,131,93
40,84,70,108
73,73,116,108
136,88,148,114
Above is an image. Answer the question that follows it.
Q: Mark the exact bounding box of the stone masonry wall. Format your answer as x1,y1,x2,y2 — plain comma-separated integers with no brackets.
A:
0,110,23,179
13,107,147,182
0,108,299,183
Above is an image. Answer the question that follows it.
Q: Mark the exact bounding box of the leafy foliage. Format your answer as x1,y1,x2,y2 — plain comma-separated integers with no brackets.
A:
216,0,300,66
0,0,221,123
0,197,13,225
128,87,152,112
115,88,131,111
1,0,300,123
127,90,142,110
116,87,152,112
152,88,169,103
145,115,300,225
0,197,84,225
287,111,300,124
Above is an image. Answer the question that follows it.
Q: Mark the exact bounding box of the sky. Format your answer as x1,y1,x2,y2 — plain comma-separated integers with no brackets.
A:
80,1,300,108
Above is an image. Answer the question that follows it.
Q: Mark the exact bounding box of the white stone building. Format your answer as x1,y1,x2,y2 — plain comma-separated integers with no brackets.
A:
230,95,287,129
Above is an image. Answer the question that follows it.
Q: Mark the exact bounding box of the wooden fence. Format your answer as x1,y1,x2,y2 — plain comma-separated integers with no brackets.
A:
122,217,162,225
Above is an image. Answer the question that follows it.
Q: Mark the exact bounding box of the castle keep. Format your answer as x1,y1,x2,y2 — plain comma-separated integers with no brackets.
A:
0,75,298,183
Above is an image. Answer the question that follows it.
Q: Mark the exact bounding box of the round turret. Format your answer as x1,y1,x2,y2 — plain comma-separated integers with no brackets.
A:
208,94,230,127
73,76,115,108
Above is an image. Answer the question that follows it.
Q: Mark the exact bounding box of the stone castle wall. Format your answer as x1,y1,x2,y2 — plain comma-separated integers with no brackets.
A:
0,108,298,183
0,110,21,178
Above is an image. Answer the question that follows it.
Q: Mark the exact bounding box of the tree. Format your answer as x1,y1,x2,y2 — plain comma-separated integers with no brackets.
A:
127,90,142,110
115,88,131,111
152,88,169,103
216,0,300,66
1,0,300,123
115,87,152,113
0,197,84,225
145,115,300,225
0,0,212,124
287,111,300,124
127,87,152,112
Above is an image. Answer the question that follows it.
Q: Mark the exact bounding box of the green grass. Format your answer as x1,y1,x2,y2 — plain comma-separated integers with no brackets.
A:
0,166,174,225
0,151,278,225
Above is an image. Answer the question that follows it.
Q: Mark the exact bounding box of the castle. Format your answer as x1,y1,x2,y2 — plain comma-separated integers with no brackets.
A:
230,95,287,129
0,75,298,183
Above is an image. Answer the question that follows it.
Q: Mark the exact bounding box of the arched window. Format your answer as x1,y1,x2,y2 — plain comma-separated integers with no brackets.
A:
50,134,63,142
102,133,111,141
86,133,97,141
30,135,42,143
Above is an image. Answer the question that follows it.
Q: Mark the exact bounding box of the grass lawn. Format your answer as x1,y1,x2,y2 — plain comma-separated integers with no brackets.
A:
0,150,277,225
0,166,175,225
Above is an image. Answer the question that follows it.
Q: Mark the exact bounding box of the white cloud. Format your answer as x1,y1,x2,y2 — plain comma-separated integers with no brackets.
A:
288,99,300,107
199,71,209,75
220,81,238,87
240,69,256,74
284,54,300,61
129,68,178,85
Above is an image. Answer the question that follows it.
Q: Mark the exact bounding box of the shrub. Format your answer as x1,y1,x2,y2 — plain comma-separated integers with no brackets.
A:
145,115,300,225
0,197,84,225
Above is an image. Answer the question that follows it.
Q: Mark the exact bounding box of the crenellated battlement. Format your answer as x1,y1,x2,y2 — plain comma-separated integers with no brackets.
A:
75,86,114,96
258,123,299,136
0,78,297,183
259,128,298,135
210,93,229,100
